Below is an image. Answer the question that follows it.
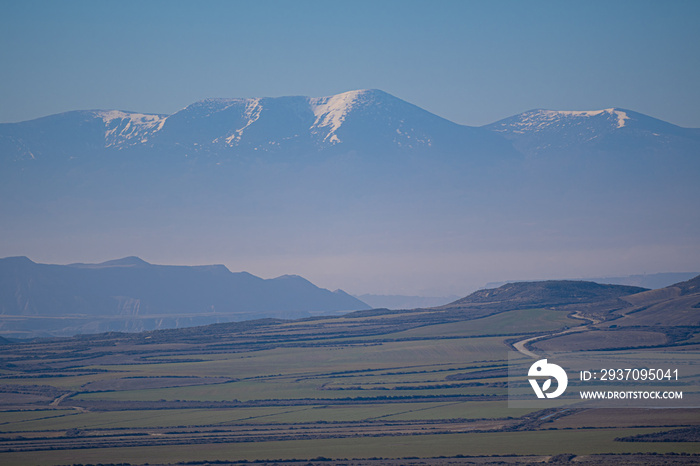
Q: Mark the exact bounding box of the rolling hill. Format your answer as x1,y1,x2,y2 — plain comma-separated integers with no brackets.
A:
441,280,647,310
528,274,700,352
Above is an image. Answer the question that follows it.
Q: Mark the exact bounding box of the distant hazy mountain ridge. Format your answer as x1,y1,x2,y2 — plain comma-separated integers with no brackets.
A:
0,256,369,338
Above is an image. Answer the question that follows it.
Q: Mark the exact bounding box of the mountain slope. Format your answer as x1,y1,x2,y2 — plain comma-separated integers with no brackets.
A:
528,274,700,352
445,280,648,308
609,273,700,327
0,256,369,337
433,281,647,321
485,273,700,293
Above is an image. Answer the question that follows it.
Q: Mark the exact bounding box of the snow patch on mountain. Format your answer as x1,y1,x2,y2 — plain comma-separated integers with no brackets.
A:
489,108,630,135
225,99,262,146
546,108,629,128
394,124,432,148
98,111,167,148
309,89,369,144
613,109,629,128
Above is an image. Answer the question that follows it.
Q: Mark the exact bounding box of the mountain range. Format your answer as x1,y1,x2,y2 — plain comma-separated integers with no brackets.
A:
1,89,698,296
3,89,699,171
0,256,368,338
0,89,516,161
3,89,699,161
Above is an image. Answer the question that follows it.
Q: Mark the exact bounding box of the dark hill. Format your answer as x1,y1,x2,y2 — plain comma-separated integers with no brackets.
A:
677,273,700,295
344,280,649,325
441,280,647,311
0,256,369,338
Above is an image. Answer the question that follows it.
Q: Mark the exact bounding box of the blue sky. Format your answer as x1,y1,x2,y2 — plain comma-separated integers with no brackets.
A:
2,0,699,127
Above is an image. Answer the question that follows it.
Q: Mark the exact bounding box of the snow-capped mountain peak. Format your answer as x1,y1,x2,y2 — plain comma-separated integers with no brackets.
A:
488,107,631,136
539,108,629,128
483,106,700,156
150,89,428,152
97,110,165,126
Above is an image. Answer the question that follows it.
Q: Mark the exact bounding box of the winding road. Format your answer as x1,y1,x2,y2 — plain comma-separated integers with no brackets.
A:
512,311,601,359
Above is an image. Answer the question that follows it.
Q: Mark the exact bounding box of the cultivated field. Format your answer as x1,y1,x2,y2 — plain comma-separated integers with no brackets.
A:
1,281,699,465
